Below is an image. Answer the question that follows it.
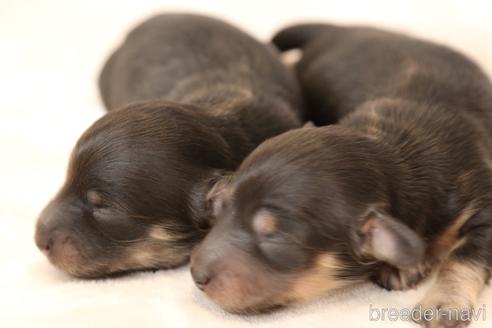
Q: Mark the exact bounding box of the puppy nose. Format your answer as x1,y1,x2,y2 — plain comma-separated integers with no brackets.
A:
35,219,58,256
35,202,59,256
40,240,53,255
35,233,54,256
191,267,212,291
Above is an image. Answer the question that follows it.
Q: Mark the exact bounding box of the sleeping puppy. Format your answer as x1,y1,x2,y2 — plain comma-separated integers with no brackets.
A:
190,24,492,327
34,14,305,278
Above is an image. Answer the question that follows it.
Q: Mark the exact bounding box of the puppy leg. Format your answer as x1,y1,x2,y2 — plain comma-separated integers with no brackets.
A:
371,262,432,291
414,208,492,328
414,259,487,328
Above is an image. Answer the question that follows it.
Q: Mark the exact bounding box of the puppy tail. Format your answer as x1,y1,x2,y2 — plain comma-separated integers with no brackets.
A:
271,24,334,51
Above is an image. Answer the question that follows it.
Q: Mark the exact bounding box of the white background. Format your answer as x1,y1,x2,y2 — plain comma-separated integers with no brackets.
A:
1,1,492,327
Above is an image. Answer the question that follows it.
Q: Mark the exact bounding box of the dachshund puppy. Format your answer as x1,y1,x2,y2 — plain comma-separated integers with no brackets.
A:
190,24,492,327
34,14,305,278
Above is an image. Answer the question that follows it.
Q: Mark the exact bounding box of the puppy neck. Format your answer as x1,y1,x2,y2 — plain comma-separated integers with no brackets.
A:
341,98,466,230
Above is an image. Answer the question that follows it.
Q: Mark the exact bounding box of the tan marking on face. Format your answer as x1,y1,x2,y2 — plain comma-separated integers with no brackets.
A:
130,248,156,267
281,253,348,303
416,260,486,327
149,226,175,242
200,247,289,313
252,210,277,236
127,243,189,269
125,229,191,269
200,251,351,312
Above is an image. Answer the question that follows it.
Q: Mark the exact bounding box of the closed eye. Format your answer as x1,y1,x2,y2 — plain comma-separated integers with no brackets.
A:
92,207,114,221
257,233,309,272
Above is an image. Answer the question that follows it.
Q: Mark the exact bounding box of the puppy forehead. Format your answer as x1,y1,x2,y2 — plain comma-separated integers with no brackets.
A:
148,225,179,242
231,174,278,216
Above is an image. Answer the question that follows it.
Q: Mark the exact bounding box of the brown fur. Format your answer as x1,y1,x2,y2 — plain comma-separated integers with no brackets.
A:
189,24,492,325
34,14,304,278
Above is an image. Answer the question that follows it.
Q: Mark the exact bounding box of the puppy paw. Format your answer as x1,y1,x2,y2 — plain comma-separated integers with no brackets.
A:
371,264,427,291
413,297,474,327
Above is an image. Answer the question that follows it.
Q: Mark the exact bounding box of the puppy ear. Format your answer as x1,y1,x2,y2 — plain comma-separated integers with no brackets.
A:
206,174,233,219
351,206,425,268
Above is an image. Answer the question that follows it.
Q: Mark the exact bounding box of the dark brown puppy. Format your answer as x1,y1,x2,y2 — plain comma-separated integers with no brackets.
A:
190,24,492,327
34,14,305,278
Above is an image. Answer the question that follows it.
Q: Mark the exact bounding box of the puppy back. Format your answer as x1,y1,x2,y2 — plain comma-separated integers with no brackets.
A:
99,13,304,117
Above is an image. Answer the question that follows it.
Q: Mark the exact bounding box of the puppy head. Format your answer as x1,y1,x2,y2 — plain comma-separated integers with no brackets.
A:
35,101,238,278
190,127,425,312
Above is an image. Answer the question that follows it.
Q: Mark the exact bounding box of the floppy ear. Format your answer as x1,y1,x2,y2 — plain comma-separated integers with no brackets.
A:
351,206,425,269
206,174,233,220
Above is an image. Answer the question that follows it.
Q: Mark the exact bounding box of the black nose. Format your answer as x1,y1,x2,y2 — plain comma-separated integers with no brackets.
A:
191,267,211,291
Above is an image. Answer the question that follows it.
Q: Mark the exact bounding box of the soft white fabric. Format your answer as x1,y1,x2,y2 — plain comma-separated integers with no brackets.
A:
1,1,492,327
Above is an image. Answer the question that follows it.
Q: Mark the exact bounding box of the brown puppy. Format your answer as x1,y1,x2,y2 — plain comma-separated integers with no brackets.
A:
190,24,492,327
34,14,305,278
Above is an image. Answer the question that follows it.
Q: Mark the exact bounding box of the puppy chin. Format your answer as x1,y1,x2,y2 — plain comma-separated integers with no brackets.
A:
199,267,289,313
205,284,283,314
200,252,353,313
43,238,101,278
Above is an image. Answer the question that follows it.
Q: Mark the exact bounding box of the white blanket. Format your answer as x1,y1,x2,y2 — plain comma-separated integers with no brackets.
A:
2,1,492,327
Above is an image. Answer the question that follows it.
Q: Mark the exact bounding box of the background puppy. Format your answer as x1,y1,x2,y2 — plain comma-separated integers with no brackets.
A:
190,24,492,328
34,14,305,278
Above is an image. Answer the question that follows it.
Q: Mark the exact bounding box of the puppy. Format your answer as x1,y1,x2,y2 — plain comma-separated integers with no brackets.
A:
34,14,305,278
190,24,492,327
